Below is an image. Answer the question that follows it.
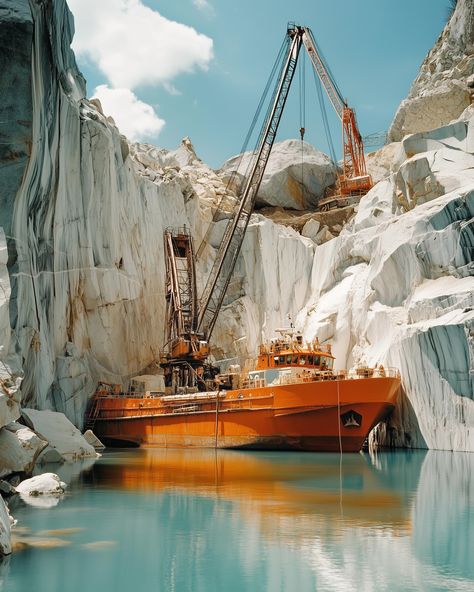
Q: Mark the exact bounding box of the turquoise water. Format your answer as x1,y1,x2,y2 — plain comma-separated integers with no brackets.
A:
1,448,473,592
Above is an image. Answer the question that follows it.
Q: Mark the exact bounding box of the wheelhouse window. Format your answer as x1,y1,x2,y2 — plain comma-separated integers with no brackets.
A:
274,356,279,365
279,356,285,365
286,355,292,365
299,356,306,365
314,356,320,366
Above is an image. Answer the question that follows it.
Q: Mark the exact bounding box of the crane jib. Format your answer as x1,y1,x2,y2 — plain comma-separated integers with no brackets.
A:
162,23,373,390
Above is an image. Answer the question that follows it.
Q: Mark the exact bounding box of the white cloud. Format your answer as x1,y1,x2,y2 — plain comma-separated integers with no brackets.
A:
192,0,215,15
69,0,213,89
93,85,165,141
163,82,182,96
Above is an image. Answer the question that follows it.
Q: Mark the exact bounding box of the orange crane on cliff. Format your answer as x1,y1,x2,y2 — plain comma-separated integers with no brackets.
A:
301,26,372,195
160,24,372,393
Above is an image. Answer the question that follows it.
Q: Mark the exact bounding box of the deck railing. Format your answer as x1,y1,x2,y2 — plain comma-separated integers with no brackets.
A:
89,366,401,421
239,366,400,389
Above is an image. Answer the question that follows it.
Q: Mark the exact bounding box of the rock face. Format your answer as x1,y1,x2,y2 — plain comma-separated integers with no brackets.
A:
366,142,405,184
388,0,474,141
259,205,355,246
219,139,337,210
1,230,22,430
82,429,105,451
0,0,34,238
298,114,474,451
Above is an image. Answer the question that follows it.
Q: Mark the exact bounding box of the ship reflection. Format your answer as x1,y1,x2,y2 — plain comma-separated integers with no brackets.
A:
91,448,414,536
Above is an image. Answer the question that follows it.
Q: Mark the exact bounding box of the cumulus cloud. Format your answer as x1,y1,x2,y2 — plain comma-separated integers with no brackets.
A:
93,85,165,141
69,0,214,89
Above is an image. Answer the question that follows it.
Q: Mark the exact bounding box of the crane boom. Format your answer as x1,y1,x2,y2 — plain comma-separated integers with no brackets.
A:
301,27,372,194
301,27,344,118
197,25,303,342
161,23,372,393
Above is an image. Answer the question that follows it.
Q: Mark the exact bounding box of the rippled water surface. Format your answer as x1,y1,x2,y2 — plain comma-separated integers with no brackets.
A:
2,448,473,591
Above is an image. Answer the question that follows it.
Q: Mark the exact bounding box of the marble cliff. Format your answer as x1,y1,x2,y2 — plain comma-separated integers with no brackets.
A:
0,0,473,451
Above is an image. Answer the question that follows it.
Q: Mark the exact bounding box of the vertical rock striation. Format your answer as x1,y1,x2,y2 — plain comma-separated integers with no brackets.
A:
0,1,33,239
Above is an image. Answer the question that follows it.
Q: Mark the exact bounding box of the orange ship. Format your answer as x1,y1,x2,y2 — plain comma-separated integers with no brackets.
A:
87,329,400,452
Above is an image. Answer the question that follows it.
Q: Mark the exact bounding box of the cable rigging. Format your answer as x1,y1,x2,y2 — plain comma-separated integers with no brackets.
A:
196,37,289,260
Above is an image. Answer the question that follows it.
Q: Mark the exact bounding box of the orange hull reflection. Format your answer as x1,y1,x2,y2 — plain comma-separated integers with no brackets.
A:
96,449,410,532
92,377,400,452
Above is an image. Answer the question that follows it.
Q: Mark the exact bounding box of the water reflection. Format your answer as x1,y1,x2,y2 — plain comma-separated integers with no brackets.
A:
91,448,412,535
413,451,474,581
4,448,474,592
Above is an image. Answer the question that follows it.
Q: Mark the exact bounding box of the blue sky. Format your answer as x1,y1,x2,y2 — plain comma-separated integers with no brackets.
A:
69,0,449,168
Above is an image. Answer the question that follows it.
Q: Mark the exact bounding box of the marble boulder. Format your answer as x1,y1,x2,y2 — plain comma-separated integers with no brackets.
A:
219,139,337,210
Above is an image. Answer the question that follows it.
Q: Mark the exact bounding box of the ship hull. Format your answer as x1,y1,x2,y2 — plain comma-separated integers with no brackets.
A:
92,377,400,453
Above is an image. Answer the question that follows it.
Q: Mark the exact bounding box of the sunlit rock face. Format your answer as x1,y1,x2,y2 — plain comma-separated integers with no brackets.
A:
219,139,337,210
299,115,474,451
388,0,474,141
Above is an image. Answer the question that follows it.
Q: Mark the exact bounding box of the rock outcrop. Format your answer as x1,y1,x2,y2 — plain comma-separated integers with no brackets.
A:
83,429,105,451
388,0,474,141
0,422,47,478
21,409,97,461
219,139,337,210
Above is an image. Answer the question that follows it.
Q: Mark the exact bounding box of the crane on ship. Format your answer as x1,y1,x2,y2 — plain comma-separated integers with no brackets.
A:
160,24,372,393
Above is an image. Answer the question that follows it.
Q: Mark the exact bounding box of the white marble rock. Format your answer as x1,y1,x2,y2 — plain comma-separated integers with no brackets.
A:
21,409,97,461
16,472,66,495
219,139,337,210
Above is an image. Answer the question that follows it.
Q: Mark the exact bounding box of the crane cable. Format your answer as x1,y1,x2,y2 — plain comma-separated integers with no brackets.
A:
196,36,289,260
298,50,306,198
312,66,337,165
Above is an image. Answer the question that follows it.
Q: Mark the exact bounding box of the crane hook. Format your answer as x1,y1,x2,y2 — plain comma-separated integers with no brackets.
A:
299,126,305,140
